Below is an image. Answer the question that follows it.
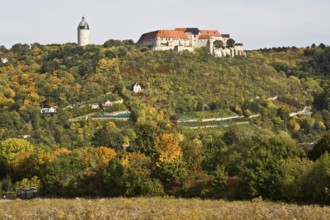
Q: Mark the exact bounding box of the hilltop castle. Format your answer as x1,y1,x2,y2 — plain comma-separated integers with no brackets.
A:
137,28,245,57
76,17,245,57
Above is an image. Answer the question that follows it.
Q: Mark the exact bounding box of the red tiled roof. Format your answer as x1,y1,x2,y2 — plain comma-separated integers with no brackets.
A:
157,30,188,39
199,35,212,39
138,30,188,42
200,30,221,37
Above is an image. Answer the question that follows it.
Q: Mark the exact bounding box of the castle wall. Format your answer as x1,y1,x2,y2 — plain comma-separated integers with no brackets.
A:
175,46,194,52
198,39,209,48
158,38,190,47
213,46,246,58
78,29,89,46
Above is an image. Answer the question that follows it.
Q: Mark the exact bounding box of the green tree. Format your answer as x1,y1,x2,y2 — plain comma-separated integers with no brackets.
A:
213,40,224,49
92,125,121,148
222,128,240,146
123,154,163,196
308,132,330,161
226,38,236,48
14,176,41,192
298,153,330,203
134,122,160,158
238,135,303,200
211,165,227,198
239,152,286,200
103,157,125,196
281,158,314,202
42,152,88,196
181,138,204,171
1,175,13,192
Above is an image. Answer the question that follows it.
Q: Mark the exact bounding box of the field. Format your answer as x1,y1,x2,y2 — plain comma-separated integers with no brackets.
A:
1,198,330,220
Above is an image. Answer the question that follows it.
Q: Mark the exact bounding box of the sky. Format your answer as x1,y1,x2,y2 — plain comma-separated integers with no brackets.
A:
1,0,330,50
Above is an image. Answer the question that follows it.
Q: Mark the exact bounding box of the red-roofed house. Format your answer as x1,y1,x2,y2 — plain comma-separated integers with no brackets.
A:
137,30,191,51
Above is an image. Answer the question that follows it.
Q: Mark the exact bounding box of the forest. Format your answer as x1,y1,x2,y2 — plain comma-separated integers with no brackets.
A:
0,41,329,204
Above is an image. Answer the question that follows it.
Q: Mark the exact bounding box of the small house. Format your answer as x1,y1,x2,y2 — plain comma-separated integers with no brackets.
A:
19,187,38,199
132,83,142,93
101,100,112,109
1,58,8,64
41,107,57,114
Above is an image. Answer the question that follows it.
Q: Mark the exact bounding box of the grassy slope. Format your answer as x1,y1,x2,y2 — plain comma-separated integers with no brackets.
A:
1,198,329,220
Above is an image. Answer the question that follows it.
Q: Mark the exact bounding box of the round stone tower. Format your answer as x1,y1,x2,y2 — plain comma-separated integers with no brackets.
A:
77,16,90,46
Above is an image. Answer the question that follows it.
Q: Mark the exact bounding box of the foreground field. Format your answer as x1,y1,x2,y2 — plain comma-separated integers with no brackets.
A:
1,198,329,220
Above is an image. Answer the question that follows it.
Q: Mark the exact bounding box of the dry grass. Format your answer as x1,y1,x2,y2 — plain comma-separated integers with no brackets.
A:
0,198,329,220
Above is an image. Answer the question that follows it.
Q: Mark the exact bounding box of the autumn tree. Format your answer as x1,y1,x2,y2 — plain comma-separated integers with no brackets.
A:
155,133,187,186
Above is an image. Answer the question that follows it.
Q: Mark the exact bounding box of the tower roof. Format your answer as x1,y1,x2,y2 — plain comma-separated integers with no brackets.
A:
78,16,89,30
175,28,200,35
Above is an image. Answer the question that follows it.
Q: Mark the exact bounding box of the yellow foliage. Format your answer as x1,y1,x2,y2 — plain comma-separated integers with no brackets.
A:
36,152,54,167
84,147,117,165
53,148,70,157
121,152,148,167
319,121,326,130
23,99,31,105
289,118,301,131
4,88,16,98
158,133,182,163
122,135,130,145
96,58,120,73
266,101,277,109
28,91,39,101
11,151,32,171
106,121,116,129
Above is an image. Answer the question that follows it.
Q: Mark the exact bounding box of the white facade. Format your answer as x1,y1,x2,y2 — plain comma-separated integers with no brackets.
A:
91,104,99,109
78,17,90,46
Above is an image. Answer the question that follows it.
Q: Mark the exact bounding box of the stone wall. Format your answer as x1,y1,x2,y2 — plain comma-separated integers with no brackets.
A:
213,46,246,58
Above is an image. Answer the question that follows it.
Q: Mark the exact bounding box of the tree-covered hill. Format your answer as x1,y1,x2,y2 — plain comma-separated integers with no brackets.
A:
0,42,310,114
0,41,329,203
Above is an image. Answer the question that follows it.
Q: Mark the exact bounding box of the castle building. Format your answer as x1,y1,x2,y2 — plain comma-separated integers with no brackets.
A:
77,16,90,46
137,27,245,57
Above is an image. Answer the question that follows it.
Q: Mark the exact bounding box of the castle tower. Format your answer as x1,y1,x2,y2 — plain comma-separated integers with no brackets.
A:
77,16,90,46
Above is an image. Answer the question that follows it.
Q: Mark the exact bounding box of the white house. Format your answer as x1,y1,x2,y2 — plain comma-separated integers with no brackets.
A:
101,100,112,109
41,107,57,114
132,83,142,93
1,58,8,64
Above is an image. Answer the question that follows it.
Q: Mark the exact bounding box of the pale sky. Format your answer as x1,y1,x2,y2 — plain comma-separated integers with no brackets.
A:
1,0,330,50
